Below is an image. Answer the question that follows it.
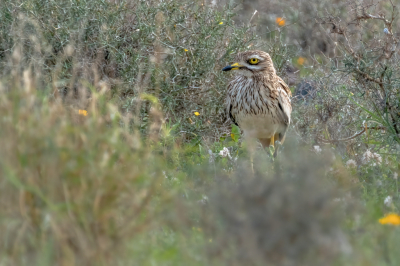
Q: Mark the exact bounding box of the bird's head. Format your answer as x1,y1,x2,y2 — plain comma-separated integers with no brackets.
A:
222,50,276,77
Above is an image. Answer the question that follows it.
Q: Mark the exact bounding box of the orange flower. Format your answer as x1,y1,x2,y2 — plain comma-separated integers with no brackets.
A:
379,213,400,225
78,109,88,116
297,57,305,65
276,17,285,27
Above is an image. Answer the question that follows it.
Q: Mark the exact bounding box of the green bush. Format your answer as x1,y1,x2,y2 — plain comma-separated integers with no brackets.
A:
1,0,271,139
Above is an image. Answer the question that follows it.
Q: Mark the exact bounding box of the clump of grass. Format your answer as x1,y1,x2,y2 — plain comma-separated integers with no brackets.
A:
1,0,287,140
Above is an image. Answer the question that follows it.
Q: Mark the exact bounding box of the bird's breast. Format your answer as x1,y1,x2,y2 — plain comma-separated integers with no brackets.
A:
227,77,277,117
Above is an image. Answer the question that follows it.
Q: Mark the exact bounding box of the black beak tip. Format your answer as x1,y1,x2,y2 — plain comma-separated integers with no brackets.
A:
222,66,232,71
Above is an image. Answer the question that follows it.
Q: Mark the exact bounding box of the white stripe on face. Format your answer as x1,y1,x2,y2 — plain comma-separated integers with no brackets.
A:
248,55,263,60
246,65,262,70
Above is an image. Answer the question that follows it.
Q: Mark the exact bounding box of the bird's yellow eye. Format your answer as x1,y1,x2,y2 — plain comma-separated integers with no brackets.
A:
248,58,260,65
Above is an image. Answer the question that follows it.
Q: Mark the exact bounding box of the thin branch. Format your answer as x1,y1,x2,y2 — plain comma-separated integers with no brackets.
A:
317,126,386,144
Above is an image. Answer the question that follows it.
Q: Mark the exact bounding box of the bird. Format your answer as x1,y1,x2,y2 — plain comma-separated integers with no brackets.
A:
222,50,292,159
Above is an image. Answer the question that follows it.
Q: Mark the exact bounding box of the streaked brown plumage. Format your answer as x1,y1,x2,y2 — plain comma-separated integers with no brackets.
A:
222,50,292,157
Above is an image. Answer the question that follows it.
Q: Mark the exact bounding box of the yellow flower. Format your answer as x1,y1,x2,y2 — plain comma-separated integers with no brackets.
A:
184,49,188,52
231,133,235,139
219,22,223,25
276,17,285,27
78,109,88,116
194,111,200,116
297,57,305,65
379,213,400,225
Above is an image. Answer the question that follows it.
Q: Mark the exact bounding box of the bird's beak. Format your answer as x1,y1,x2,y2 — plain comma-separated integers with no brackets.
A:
222,62,243,71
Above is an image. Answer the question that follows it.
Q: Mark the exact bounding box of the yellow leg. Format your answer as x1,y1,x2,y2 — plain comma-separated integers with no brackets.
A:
259,137,273,149
273,133,279,146
259,133,284,158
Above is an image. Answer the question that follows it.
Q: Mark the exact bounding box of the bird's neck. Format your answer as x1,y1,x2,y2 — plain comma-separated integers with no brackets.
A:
261,71,276,80
238,71,276,81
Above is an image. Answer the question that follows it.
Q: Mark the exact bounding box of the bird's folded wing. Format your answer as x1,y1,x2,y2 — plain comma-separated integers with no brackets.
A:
228,102,238,126
225,89,239,126
276,80,292,125
278,77,292,97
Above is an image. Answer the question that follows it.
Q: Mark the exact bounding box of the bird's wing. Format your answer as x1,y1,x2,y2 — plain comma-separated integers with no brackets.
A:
278,77,292,97
276,79,292,126
229,104,239,126
225,84,239,126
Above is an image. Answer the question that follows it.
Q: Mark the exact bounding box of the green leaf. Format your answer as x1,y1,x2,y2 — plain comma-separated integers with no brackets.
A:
230,125,240,142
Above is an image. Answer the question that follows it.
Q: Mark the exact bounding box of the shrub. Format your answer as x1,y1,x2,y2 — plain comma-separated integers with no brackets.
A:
1,0,286,140
0,68,177,265
201,143,351,266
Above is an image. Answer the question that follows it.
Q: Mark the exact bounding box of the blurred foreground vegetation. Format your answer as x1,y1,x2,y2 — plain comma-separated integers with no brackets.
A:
1,0,400,265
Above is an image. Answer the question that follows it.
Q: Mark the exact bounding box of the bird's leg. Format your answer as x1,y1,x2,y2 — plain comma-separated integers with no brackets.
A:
273,133,280,145
270,135,275,155
259,137,274,157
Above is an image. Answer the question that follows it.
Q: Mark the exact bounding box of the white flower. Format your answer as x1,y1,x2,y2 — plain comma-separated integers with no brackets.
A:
384,196,392,207
197,195,209,205
346,159,357,169
219,147,231,159
394,172,398,180
361,149,382,166
384,28,389,34
313,145,322,153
